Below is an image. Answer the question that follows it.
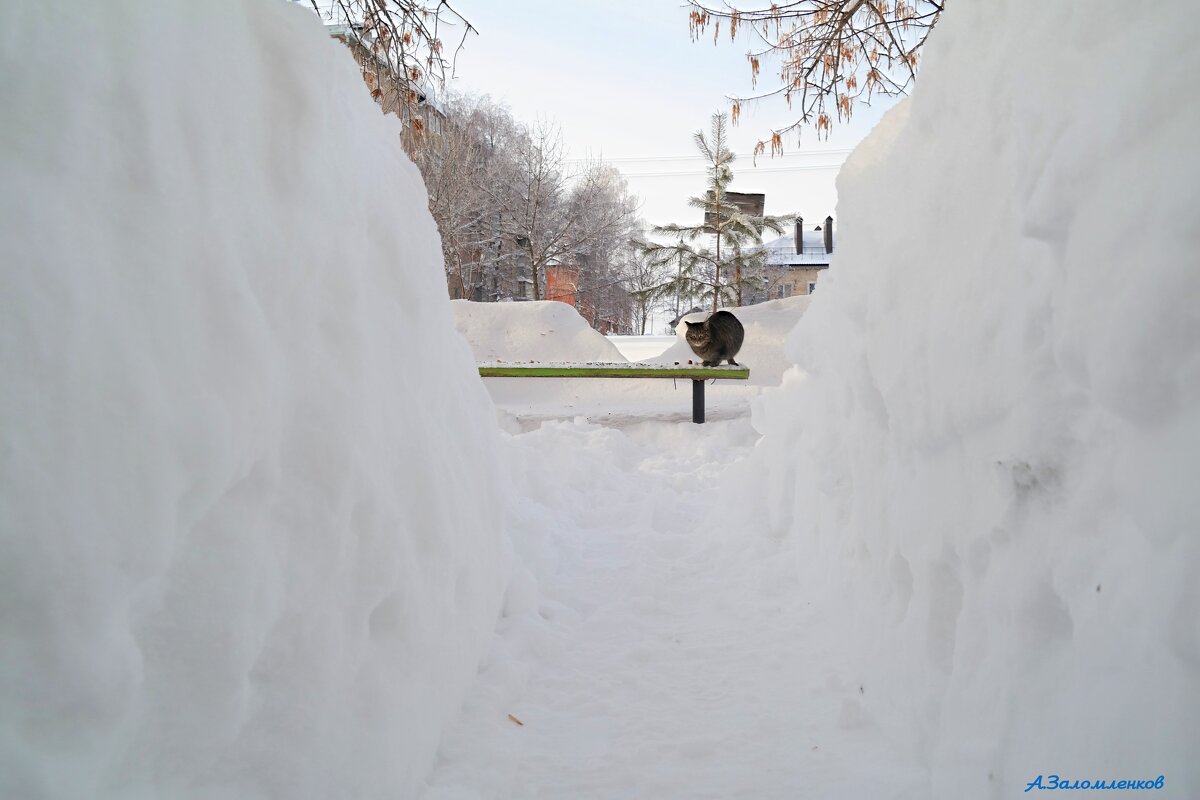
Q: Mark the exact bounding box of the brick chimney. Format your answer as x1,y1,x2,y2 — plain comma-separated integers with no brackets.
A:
794,217,803,252
824,216,834,254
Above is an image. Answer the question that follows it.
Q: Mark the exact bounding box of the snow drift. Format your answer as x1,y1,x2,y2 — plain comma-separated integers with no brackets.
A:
0,1,507,797
452,299,627,364
742,0,1200,794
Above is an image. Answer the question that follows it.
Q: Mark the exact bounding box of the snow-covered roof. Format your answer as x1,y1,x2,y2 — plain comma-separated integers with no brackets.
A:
762,230,834,266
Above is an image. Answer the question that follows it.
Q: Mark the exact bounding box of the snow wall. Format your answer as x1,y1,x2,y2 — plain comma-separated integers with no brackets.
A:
744,1,1200,794
0,2,508,797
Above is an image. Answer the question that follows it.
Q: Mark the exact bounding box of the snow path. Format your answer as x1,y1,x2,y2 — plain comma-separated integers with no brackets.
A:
421,418,926,799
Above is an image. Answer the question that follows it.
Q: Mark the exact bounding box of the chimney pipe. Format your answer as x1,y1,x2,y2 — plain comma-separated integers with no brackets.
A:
794,217,803,253
824,216,834,254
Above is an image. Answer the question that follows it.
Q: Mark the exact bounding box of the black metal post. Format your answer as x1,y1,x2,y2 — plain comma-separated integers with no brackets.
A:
692,378,705,424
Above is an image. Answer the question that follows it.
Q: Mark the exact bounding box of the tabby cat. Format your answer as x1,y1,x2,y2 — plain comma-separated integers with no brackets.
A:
684,310,744,366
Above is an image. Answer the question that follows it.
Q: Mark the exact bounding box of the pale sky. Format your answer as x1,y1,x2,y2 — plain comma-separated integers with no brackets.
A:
449,1,896,228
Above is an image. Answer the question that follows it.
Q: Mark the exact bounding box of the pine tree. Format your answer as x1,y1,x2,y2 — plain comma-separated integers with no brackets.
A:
637,113,792,311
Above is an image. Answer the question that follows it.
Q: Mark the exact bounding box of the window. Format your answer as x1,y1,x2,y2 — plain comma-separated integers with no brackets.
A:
807,281,818,294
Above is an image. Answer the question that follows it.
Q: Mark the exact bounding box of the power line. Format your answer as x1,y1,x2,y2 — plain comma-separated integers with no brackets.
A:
563,149,853,164
619,163,845,178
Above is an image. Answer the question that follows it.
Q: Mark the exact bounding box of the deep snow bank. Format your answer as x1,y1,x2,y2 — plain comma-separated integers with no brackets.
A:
743,1,1200,794
0,2,507,797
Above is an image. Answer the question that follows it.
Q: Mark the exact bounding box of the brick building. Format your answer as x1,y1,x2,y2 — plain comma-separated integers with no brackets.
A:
545,262,633,335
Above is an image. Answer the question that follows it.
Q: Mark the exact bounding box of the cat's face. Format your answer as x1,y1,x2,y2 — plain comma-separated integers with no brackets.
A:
684,321,709,345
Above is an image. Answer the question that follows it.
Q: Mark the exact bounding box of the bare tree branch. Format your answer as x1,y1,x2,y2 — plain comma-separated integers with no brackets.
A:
686,0,943,152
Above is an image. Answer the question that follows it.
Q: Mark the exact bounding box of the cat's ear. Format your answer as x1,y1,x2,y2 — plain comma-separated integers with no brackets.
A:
684,321,695,328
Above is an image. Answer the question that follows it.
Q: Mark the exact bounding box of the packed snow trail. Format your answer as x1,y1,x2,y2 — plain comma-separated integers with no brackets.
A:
421,418,926,799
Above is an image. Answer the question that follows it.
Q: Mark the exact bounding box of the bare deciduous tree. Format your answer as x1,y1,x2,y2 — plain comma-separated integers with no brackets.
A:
409,95,523,299
686,0,943,151
619,248,673,336
407,98,641,325
498,130,639,302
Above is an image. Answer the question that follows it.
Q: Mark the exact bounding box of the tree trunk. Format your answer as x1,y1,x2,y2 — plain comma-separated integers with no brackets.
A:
675,261,682,321
734,256,742,307
529,243,541,301
712,207,721,312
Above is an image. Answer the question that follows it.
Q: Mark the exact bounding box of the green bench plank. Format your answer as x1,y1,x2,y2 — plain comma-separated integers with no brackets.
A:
475,362,750,424
477,364,749,380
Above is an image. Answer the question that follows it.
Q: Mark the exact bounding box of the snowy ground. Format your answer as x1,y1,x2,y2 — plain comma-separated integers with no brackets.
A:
421,417,927,799
431,301,932,797
428,298,936,798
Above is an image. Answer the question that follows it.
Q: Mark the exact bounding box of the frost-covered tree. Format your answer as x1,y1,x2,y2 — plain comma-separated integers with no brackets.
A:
687,0,943,151
497,129,639,302
410,102,640,312
619,247,673,336
408,95,525,299
638,113,791,310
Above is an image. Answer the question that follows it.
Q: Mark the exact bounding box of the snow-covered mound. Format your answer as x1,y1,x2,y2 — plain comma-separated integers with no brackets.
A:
454,300,696,427
650,295,811,387
452,300,628,363
0,2,507,798
741,1,1200,794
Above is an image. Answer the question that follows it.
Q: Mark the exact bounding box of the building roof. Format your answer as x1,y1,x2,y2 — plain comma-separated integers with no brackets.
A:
763,225,835,266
